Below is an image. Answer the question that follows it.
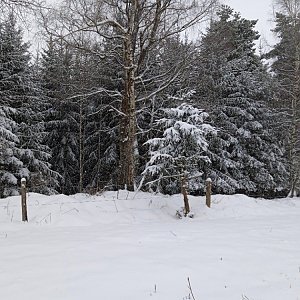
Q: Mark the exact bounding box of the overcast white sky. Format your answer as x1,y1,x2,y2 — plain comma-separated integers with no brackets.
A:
25,0,278,54
225,0,277,50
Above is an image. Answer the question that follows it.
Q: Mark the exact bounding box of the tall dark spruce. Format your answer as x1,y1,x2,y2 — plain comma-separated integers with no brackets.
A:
0,14,55,197
40,38,79,195
196,6,288,196
82,41,120,192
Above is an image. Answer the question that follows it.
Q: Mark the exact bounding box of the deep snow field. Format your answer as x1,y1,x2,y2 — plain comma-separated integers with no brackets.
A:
0,191,299,300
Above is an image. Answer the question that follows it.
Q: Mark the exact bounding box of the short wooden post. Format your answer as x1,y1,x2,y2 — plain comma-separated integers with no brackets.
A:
181,172,190,216
21,178,28,222
206,178,212,208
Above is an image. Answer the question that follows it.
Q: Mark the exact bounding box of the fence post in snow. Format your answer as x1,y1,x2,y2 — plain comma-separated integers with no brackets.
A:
206,178,212,208
21,178,28,222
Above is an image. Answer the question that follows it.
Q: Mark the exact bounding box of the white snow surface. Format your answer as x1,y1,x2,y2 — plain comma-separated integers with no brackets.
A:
0,191,299,300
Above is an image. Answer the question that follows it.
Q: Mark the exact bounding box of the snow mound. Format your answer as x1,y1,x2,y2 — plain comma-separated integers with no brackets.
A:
0,191,298,227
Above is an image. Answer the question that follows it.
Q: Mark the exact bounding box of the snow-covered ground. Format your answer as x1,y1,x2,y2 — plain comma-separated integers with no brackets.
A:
0,191,299,300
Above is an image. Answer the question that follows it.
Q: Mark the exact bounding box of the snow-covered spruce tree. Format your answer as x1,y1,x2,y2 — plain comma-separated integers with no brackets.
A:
0,14,55,197
82,40,120,192
143,98,215,215
136,36,198,184
196,6,288,196
40,38,80,195
0,106,22,197
266,11,300,197
41,35,122,194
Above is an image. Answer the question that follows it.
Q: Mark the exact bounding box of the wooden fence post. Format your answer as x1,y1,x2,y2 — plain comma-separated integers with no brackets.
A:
206,178,212,208
21,178,28,222
181,172,190,216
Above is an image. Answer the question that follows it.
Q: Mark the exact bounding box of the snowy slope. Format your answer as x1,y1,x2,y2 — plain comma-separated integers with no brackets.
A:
0,191,299,300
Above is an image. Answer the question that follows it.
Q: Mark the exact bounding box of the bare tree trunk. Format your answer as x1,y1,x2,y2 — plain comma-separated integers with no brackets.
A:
119,7,136,191
79,98,84,193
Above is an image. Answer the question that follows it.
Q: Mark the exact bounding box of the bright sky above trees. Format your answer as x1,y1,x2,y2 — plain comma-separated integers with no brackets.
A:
226,0,276,50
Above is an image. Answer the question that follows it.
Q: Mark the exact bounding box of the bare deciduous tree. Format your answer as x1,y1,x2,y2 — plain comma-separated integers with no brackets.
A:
274,0,300,17
41,0,218,190
0,0,45,13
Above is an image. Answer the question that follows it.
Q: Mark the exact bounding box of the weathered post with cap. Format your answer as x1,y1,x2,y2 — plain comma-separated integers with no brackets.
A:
206,178,212,208
21,178,28,222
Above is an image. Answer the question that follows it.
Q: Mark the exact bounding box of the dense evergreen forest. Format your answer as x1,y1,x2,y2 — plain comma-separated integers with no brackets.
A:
0,0,299,198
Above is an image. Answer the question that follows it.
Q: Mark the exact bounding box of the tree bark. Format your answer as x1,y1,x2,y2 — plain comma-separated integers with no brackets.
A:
119,6,136,191
79,98,84,193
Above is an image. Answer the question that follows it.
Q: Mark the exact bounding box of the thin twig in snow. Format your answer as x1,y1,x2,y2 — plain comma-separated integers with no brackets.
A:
187,277,196,300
